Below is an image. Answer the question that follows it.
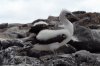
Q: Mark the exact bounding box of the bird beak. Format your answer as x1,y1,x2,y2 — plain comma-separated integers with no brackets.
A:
66,13,80,22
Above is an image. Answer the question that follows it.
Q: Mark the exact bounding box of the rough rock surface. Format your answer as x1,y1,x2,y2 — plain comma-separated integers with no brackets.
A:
0,11,100,66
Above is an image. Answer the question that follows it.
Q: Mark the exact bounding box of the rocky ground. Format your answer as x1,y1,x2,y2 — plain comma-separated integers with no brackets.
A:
0,11,100,66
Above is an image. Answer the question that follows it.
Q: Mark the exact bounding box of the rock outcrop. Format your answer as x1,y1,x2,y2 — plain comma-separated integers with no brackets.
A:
0,10,100,66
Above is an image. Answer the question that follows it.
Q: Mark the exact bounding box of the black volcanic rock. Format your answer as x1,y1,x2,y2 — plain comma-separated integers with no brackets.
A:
73,50,98,66
0,23,8,29
68,23,100,53
29,24,49,34
1,10,100,66
74,13,100,28
72,11,86,14
0,39,24,49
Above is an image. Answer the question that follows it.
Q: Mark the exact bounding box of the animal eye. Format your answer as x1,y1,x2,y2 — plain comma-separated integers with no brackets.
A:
66,13,71,16
62,34,66,38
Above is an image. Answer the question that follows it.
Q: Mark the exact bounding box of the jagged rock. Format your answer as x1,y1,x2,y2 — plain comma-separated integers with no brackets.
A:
0,46,42,65
72,11,86,15
0,23,8,32
74,13,100,28
8,23,22,28
57,44,76,54
4,25,30,39
41,54,77,66
69,23,100,52
0,23,8,29
1,10,100,66
73,50,99,66
0,39,24,49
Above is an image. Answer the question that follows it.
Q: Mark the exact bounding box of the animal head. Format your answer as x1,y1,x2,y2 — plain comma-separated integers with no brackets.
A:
59,9,71,19
60,9,72,16
59,9,79,22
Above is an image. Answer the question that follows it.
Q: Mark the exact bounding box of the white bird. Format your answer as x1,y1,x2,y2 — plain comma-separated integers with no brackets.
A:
32,10,74,52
